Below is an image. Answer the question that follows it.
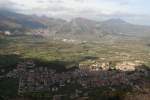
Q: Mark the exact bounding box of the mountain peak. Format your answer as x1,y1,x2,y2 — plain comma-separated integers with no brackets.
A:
104,18,128,24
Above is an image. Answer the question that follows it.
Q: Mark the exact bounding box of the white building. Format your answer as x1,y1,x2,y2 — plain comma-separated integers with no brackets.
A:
4,31,11,35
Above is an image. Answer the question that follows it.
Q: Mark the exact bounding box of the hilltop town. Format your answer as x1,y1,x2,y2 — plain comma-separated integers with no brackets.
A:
1,60,149,100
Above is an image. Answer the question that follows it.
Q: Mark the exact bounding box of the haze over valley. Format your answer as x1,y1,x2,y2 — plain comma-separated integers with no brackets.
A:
0,0,150,100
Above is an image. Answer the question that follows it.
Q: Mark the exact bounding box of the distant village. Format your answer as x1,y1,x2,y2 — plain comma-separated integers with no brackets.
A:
1,60,149,100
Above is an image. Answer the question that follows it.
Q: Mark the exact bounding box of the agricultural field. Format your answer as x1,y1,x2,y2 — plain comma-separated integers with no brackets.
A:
0,35,150,68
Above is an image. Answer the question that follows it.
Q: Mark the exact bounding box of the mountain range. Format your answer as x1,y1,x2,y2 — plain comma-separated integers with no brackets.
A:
0,10,47,32
0,10,150,40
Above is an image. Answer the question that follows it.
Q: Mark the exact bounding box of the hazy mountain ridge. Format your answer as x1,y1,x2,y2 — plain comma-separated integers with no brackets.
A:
0,10,150,39
100,18,150,37
0,10,47,33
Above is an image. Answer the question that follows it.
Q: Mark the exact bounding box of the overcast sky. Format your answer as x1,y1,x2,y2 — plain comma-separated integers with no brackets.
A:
0,0,150,25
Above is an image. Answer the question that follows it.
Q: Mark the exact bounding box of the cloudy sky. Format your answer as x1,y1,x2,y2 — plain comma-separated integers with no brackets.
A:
0,0,150,25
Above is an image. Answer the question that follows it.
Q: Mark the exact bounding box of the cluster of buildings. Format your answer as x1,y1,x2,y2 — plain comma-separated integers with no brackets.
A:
2,60,149,99
79,60,145,71
29,29,50,36
15,60,148,91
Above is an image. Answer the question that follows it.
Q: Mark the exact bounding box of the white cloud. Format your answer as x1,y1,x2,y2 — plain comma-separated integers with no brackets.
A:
0,0,15,10
6,0,127,17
